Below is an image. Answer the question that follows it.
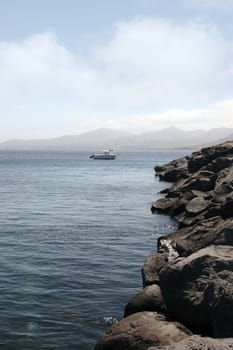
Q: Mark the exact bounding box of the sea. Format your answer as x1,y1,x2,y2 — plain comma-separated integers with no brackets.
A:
0,150,188,350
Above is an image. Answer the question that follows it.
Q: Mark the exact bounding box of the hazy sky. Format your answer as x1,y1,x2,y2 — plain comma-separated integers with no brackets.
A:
1,0,233,141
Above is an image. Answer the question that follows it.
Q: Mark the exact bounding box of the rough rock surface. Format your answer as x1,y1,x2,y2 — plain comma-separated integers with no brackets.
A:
151,197,178,214
159,245,233,336
207,270,233,338
124,285,166,317
154,157,189,182
95,141,233,349
185,197,209,216
186,142,233,173
94,311,191,350
153,142,233,228
149,335,233,350
158,216,233,256
142,253,168,287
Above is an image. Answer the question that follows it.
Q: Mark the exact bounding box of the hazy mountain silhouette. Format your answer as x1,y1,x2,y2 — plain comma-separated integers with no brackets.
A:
0,129,132,151
0,127,233,151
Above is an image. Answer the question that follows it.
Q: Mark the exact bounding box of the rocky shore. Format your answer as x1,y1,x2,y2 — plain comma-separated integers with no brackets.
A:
95,141,233,350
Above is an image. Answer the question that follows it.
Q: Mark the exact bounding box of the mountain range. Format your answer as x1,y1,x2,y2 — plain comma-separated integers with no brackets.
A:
0,127,233,151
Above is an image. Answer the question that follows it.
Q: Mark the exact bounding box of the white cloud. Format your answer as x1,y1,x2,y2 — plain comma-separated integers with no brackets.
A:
0,32,96,92
0,17,232,140
0,20,229,105
183,0,233,11
94,18,228,108
97,98,233,133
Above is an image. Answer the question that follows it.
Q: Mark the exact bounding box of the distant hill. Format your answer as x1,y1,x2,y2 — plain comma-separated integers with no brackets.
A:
0,127,233,151
128,127,233,149
0,129,132,151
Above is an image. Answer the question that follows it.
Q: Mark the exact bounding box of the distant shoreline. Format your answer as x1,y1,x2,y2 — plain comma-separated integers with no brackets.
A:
0,127,232,152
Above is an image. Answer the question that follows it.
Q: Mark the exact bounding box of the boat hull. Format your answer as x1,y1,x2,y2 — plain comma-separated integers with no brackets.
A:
92,154,116,160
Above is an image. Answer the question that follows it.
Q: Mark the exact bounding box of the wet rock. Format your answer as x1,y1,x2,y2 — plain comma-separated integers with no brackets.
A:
159,245,233,336
160,188,170,194
158,239,179,261
165,190,182,199
180,173,217,192
171,192,195,217
142,253,167,287
94,311,192,350
178,214,200,228
187,142,233,173
185,197,209,216
176,206,221,229
158,217,233,256
211,157,233,173
150,335,233,350
158,166,181,182
124,285,166,317
151,197,178,214
155,157,189,182
150,141,233,344
188,154,207,173
154,157,233,227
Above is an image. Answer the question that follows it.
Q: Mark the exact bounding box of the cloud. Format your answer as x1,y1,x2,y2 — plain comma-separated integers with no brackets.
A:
94,18,228,108
183,0,233,11
96,98,233,133
0,32,96,92
0,20,229,107
0,17,232,140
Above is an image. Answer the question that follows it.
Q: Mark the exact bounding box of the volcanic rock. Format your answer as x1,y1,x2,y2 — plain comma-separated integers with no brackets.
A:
124,285,166,317
151,198,178,214
150,335,233,350
185,197,209,216
211,156,233,172
95,141,233,349
158,216,233,256
159,245,233,336
155,156,189,182
94,311,192,350
142,253,167,287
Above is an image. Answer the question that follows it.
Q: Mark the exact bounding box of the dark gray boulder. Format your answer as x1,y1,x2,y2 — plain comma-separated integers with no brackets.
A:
188,153,206,172
170,191,195,217
155,156,189,182
180,173,217,193
159,245,233,336
187,142,233,173
124,285,166,317
185,197,209,216
211,156,233,172
94,311,192,350
142,253,167,287
151,198,178,214
153,143,233,227
158,216,233,256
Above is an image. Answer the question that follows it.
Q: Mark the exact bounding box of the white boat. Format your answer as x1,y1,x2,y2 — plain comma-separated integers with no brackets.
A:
90,149,116,160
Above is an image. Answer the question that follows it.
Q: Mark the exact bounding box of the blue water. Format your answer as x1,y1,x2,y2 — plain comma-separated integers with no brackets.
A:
0,150,187,349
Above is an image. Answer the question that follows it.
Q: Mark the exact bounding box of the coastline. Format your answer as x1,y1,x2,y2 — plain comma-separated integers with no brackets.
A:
95,141,233,349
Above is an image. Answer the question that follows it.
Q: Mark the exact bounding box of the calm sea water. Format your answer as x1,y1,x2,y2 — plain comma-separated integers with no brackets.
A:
0,150,187,350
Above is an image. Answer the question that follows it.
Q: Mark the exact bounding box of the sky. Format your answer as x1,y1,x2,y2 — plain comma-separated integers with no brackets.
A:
1,0,233,141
